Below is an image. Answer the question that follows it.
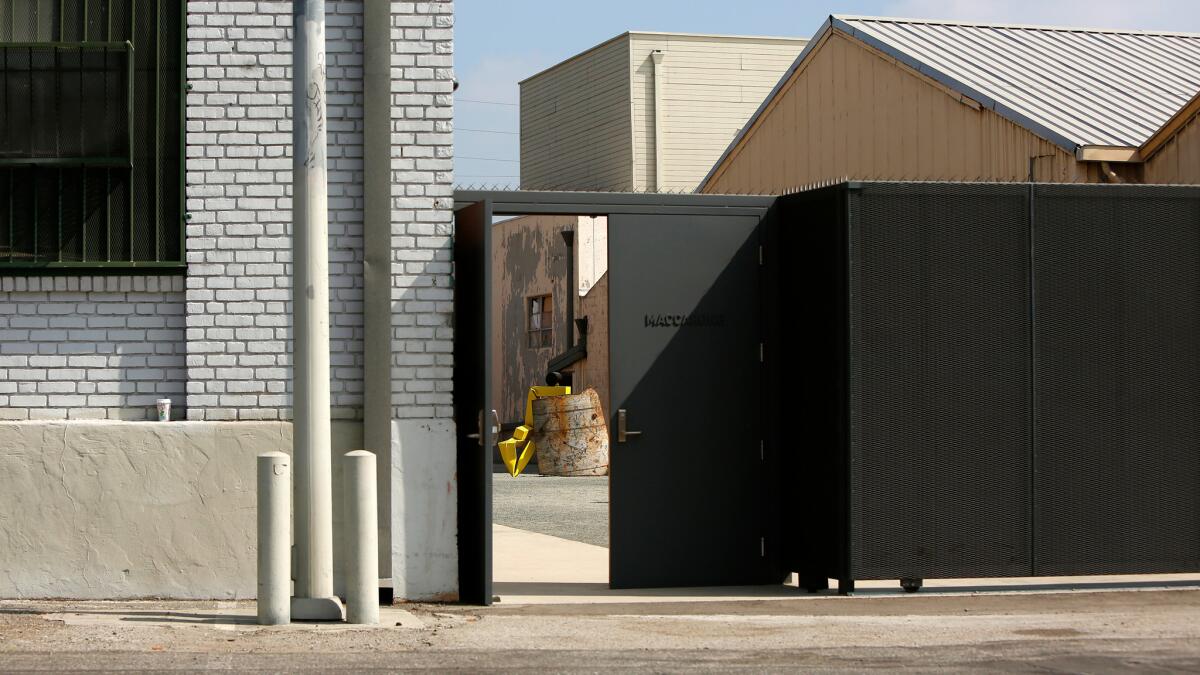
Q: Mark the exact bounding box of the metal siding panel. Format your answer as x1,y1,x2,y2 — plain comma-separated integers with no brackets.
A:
1146,113,1200,184
523,33,803,192
519,35,632,191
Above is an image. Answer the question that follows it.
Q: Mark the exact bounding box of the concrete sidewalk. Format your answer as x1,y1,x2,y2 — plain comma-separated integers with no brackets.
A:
494,522,1200,605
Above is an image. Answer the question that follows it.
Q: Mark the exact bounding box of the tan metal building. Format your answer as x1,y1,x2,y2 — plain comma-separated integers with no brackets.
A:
1144,91,1200,183
520,31,806,192
701,17,1200,193
494,31,806,435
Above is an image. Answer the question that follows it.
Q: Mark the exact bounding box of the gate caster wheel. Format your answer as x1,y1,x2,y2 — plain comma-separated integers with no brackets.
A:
900,578,923,593
798,575,829,594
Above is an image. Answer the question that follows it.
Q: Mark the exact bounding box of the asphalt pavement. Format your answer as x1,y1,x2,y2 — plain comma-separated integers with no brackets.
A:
492,474,608,547
3,590,1200,672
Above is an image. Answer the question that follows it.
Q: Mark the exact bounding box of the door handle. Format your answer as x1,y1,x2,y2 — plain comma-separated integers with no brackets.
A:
617,409,642,443
466,410,482,444
466,410,500,446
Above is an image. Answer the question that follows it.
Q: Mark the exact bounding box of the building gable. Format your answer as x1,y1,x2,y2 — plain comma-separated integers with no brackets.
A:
702,29,1086,194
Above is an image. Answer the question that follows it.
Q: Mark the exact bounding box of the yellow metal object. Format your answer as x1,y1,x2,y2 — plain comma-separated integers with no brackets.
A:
498,385,571,477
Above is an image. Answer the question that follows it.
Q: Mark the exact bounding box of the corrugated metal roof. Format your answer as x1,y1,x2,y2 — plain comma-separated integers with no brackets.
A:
700,15,1200,189
839,16,1200,148
1141,89,1200,158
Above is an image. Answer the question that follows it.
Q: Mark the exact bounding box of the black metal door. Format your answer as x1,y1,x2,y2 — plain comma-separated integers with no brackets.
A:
453,200,494,605
608,212,771,588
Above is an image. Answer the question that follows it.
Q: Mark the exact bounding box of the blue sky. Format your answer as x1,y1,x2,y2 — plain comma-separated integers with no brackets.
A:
454,0,1200,188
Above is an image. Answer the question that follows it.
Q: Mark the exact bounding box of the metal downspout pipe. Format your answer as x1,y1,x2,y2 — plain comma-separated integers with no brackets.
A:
561,229,576,350
1100,161,1125,183
362,0,393,584
291,0,343,621
651,50,665,192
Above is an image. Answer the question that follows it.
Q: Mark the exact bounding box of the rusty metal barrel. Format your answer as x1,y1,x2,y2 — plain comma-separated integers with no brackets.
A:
531,388,610,476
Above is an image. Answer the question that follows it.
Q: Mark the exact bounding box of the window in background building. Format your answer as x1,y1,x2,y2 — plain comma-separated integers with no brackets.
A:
527,294,552,348
0,0,183,272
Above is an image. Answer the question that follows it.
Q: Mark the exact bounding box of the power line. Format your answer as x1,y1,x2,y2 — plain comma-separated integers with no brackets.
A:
457,97,519,107
457,127,519,135
459,156,520,163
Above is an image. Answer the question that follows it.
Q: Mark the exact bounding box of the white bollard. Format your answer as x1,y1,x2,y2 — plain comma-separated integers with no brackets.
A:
344,450,379,624
257,452,291,625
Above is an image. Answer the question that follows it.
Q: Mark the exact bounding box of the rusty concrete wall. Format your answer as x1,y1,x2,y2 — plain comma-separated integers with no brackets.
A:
575,274,610,418
490,215,611,426
491,215,573,424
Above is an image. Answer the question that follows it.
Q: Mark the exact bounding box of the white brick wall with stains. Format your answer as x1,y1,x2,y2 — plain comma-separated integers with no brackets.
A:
0,1,454,424
387,1,455,421
184,0,366,421
0,276,186,421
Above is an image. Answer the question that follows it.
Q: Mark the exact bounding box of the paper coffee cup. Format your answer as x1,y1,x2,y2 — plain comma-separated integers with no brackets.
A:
156,399,171,422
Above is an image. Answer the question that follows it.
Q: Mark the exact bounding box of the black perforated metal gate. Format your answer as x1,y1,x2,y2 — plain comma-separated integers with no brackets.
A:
850,184,1034,581
786,182,1200,588
1033,184,1200,575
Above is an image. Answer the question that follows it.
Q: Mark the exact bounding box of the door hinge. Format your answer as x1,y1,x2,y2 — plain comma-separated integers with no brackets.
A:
759,343,764,362
760,439,764,461
758,245,764,266
760,537,766,557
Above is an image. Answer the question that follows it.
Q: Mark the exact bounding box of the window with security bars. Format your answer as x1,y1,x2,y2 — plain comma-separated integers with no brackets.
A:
527,294,553,349
0,0,182,271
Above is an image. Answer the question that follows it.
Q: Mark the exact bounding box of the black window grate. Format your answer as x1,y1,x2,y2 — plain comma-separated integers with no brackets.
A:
0,43,131,164
0,0,182,271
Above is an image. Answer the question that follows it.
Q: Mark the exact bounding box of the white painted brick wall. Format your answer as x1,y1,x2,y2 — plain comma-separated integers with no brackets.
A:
185,0,367,421
0,2,453,426
0,276,186,421
389,1,455,420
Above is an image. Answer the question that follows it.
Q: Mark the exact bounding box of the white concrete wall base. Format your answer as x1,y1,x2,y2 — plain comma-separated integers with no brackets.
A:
391,419,458,601
0,420,362,600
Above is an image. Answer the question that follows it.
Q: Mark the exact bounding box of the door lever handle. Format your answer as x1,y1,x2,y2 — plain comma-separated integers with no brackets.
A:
617,409,642,443
460,408,494,444
467,410,482,444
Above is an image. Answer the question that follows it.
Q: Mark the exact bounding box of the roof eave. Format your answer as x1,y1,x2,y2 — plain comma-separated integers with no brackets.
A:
1076,146,1142,162
829,13,1200,38
1139,90,1200,160
518,32,631,86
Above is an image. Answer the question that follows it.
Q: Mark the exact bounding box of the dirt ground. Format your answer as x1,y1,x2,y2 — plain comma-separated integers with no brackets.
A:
2,588,1199,672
